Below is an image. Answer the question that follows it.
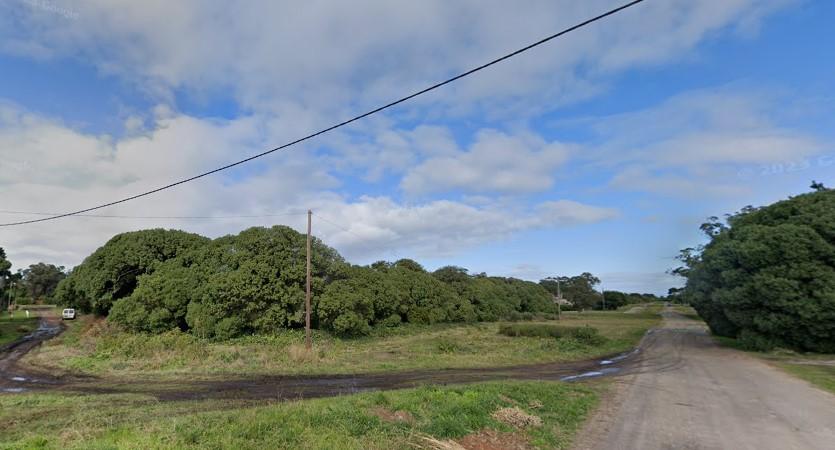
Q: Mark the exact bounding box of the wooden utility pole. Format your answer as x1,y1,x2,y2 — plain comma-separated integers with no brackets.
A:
305,210,312,351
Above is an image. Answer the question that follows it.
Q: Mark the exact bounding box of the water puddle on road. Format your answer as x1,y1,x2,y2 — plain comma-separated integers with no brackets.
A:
561,367,621,382
1,388,27,393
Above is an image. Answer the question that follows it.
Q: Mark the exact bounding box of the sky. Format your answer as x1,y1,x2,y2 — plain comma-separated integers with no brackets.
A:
0,0,833,294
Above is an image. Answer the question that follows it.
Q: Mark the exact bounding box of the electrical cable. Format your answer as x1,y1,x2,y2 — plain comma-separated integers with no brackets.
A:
0,0,647,227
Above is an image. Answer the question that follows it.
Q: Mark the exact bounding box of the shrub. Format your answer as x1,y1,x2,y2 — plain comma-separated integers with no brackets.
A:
680,189,835,352
498,324,604,345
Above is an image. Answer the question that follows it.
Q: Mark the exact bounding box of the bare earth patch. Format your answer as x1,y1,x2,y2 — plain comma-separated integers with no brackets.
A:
369,406,415,424
491,407,542,429
457,429,532,450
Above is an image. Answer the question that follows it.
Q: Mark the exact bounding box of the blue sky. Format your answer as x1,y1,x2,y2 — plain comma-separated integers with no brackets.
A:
0,0,833,294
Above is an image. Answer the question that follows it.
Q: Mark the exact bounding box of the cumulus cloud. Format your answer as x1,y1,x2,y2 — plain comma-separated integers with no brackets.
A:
0,0,795,117
306,196,618,260
401,129,569,195
577,89,826,196
0,105,615,269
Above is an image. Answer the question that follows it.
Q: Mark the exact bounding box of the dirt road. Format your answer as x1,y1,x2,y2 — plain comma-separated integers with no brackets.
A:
581,309,835,450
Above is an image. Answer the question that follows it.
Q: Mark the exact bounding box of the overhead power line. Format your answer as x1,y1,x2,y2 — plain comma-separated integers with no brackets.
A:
0,0,647,228
0,209,307,220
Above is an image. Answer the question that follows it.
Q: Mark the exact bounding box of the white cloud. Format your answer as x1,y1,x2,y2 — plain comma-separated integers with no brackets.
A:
401,129,570,195
0,0,796,117
577,89,826,196
0,105,616,270
307,196,618,260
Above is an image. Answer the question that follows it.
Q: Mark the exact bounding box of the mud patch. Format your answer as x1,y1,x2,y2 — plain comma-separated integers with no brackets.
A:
457,429,532,450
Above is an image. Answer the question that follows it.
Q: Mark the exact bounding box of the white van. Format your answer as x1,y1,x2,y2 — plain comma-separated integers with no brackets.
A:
62,308,76,320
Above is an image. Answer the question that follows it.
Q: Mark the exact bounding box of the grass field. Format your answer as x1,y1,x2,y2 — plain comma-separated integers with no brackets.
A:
0,380,602,449
22,309,661,379
0,315,38,347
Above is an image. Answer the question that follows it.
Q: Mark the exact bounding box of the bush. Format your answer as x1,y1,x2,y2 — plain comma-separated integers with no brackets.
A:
681,189,835,352
498,324,603,345
54,229,208,315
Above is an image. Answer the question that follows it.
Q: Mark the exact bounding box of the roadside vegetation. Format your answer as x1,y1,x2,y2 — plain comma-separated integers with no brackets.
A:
0,380,599,449
0,314,38,346
776,363,835,395
23,310,659,378
673,185,835,352
674,303,835,396
42,225,666,343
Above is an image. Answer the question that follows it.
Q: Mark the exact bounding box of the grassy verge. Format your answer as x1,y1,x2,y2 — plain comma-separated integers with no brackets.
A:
0,315,39,347
0,380,599,449
775,363,835,395
22,311,660,379
710,322,835,396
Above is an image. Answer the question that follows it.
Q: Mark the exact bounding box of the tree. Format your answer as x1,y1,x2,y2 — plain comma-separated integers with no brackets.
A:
0,248,11,310
676,188,835,352
540,273,601,310
811,180,827,192
54,229,209,315
22,263,66,301
602,291,628,310
110,226,346,337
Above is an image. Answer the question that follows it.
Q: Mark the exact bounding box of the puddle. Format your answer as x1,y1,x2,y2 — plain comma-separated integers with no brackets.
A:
561,367,620,382
561,371,603,381
11,377,26,382
2,388,26,393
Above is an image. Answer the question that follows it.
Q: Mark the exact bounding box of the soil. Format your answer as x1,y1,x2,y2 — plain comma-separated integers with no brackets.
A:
457,429,532,450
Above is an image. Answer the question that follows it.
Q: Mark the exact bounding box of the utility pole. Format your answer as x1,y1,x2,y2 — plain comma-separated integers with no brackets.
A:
601,284,606,311
305,209,312,351
556,279,562,320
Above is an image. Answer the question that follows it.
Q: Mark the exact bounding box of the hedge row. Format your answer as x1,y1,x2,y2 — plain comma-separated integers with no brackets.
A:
57,226,557,338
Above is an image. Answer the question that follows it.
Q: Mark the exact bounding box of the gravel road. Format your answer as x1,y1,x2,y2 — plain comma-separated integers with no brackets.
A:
582,309,835,450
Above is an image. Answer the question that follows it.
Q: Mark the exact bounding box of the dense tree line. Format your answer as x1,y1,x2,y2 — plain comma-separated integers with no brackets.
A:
1,248,67,307
54,229,209,315
675,185,835,352
538,273,662,310
56,226,559,338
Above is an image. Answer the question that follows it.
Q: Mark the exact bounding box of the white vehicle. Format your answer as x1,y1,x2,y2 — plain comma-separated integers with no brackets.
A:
62,308,76,320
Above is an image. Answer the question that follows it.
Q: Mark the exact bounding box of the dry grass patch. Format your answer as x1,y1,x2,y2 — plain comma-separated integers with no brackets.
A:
491,407,543,429
370,406,415,424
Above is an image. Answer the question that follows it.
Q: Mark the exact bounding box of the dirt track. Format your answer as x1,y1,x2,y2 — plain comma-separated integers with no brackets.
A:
2,314,644,400
0,316,62,376
2,343,636,401
578,310,835,450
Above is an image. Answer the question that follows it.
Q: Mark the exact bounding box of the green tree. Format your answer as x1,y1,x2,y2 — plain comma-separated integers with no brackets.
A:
0,248,11,310
677,188,835,352
54,229,209,315
602,291,628,310
111,226,346,338
540,273,601,310
22,263,66,301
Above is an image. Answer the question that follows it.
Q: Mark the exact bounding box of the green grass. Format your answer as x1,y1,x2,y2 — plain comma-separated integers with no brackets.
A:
776,363,835,395
711,325,835,396
0,315,38,346
0,381,600,449
23,311,661,379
